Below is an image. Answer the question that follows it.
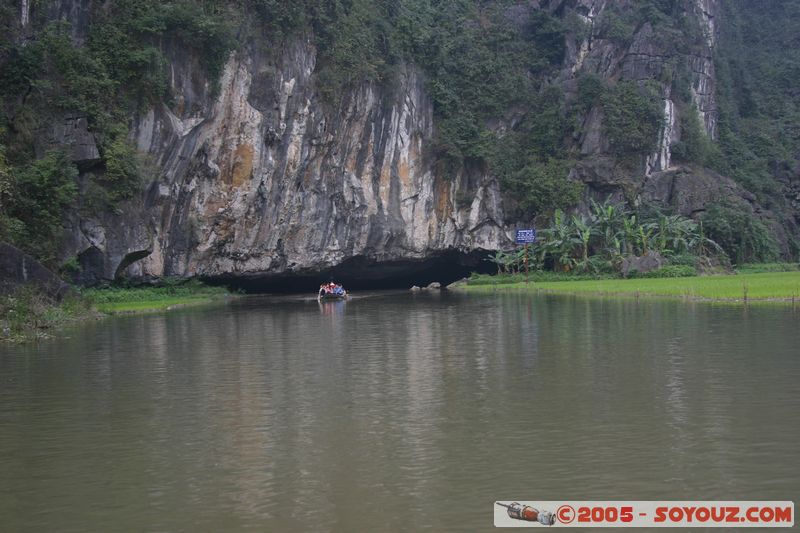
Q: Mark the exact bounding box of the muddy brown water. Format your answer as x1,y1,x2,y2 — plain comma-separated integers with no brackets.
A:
1,292,798,531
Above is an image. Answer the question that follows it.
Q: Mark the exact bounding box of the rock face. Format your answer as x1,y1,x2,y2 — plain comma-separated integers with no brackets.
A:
71,43,511,283
621,251,667,277
22,0,791,283
0,243,72,299
642,167,752,217
38,114,101,167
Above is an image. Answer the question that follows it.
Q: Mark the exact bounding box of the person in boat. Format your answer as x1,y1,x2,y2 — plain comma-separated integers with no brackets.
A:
319,281,346,298
319,282,333,297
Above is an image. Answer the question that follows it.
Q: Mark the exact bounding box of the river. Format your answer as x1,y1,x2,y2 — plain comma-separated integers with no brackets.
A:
1,292,798,531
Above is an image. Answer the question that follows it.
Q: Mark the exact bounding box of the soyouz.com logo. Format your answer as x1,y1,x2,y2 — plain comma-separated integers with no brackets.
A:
494,501,794,527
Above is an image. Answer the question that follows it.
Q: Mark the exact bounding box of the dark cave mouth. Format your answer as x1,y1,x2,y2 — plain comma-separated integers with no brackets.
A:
206,250,495,293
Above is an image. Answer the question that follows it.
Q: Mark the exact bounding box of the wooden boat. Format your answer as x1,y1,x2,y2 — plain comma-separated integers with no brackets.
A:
318,291,348,301
318,284,348,301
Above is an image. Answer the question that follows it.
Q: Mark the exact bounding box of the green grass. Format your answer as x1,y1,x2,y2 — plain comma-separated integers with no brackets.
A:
2,280,233,342
83,280,232,314
1,287,97,342
92,297,217,313
461,271,800,302
468,271,617,285
734,262,800,274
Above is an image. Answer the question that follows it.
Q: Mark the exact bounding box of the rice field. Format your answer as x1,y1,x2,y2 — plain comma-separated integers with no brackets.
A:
462,271,800,302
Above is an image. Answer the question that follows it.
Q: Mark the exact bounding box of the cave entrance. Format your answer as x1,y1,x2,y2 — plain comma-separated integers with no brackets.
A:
208,250,495,293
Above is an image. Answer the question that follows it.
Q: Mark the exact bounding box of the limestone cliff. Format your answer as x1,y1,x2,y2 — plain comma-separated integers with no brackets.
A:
8,0,796,284
65,43,508,283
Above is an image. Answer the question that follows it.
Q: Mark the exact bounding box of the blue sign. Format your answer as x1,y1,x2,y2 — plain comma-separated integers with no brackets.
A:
515,228,536,244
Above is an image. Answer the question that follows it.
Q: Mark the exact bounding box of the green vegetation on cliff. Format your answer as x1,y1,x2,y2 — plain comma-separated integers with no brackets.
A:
0,1,234,266
1,0,798,269
601,81,664,158
0,150,77,264
714,1,800,201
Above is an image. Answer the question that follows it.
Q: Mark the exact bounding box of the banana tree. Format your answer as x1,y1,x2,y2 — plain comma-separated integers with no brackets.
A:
590,199,627,252
571,214,596,272
488,250,508,275
647,214,696,254
621,215,641,255
511,248,528,273
687,221,724,257
637,224,655,255
540,209,581,271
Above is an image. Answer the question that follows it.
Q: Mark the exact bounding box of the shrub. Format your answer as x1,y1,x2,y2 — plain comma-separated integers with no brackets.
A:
671,105,718,165
601,81,664,157
99,134,144,202
1,286,92,342
3,151,78,264
701,202,779,264
599,10,635,44
632,265,698,278
575,74,606,116
667,253,699,267
60,256,82,276
501,158,583,218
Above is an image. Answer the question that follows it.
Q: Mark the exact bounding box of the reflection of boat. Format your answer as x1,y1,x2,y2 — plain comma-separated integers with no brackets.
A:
318,298,346,316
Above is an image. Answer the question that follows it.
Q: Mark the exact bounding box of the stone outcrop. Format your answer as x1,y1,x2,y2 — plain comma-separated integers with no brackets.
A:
38,114,101,167
0,243,72,299
621,251,667,277
70,43,511,283
642,166,753,217
11,0,794,284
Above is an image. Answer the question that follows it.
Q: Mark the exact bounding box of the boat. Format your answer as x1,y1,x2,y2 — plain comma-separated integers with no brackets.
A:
318,290,348,301
318,282,348,301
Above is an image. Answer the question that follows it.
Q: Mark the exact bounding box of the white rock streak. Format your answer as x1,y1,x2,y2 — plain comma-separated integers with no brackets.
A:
647,99,675,175
20,0,30,27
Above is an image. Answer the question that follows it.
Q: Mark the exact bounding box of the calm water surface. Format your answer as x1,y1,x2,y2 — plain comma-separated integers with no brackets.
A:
1,292,798,532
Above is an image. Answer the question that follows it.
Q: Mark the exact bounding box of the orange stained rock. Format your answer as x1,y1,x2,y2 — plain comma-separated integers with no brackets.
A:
228,143,254,187
434,176,451,219
397,158,411,189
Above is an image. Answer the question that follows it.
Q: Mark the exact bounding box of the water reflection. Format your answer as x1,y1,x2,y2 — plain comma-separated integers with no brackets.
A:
318,299,347,317
1,293,798,531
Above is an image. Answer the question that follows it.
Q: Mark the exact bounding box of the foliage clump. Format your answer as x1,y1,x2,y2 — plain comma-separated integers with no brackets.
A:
701,201,779,264
489,200,723,277
0,150,77,264
601,81,664,158
0,1,235,264
712,1,800,202
0,0,795,268
0,286,93,342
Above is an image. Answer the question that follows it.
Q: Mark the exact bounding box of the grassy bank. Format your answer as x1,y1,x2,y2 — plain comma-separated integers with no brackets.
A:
0,288,98,342
461,271,800,303
2,281,233,342
83,281,232,314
